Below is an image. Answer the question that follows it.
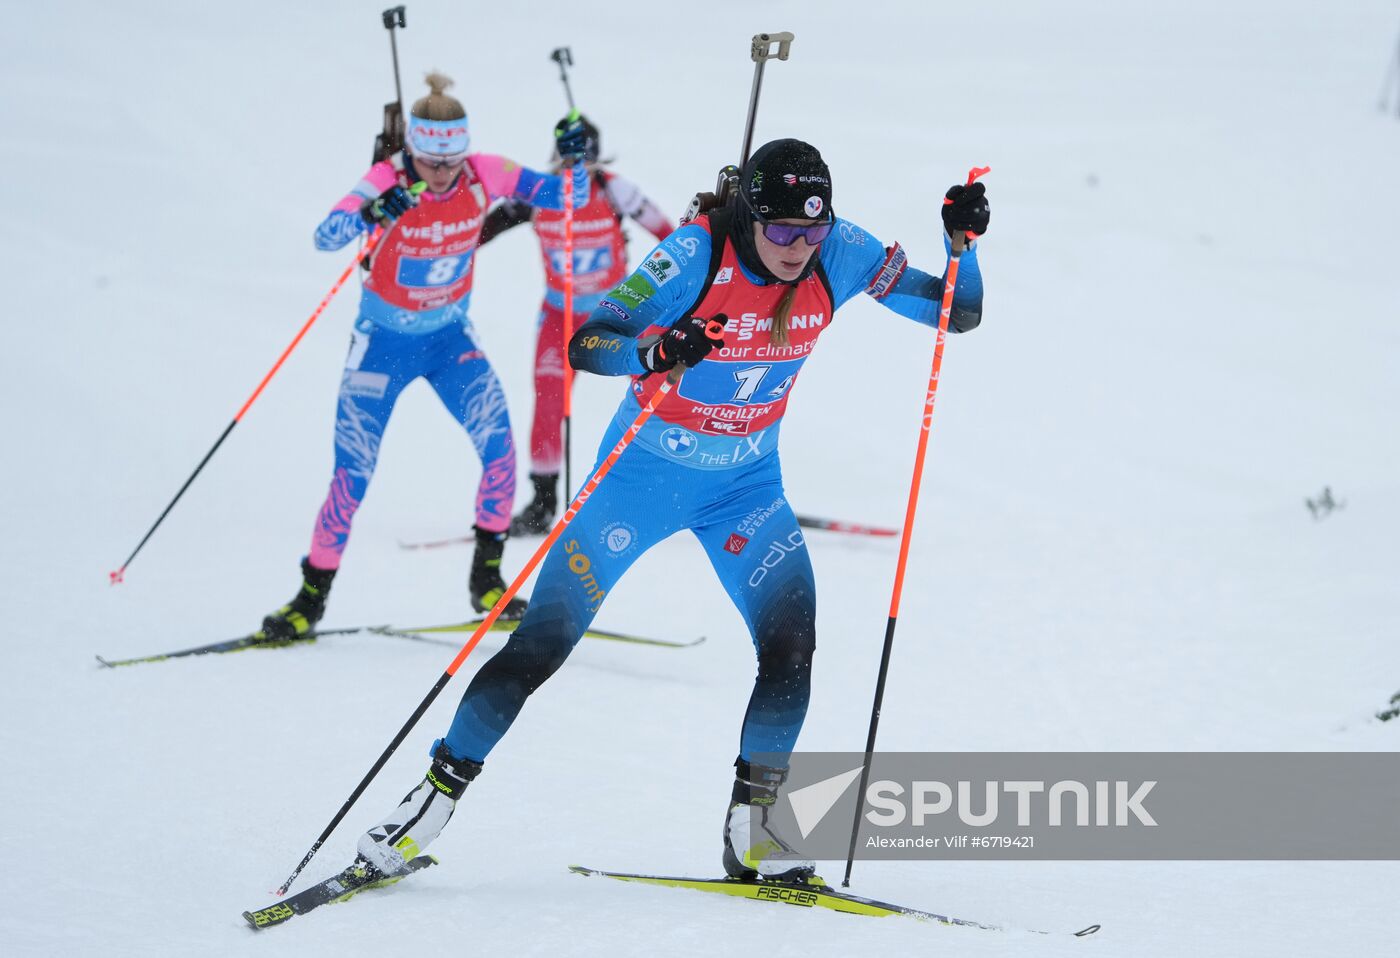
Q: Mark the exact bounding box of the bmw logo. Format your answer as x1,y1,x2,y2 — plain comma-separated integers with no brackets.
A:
660,426,697,458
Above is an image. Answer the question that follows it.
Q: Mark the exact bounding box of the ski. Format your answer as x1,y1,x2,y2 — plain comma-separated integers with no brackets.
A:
568,865,1099,937
97,618,701,669
243,855,437,930
398,532,476,550
95,627,370,669
399,516,897,550
373,619,705,649
795,515,898,537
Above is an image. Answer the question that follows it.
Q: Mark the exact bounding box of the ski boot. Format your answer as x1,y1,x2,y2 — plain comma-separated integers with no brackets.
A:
508,473,559,536
469,525,528,619
258,558,336,641
721,758,816,882
357,740,482,874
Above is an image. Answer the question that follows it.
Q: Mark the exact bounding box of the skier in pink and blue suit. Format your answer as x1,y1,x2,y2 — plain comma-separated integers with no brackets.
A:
257,73,592,639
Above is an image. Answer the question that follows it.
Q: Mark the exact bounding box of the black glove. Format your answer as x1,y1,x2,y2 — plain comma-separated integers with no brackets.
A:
941,181,990,238
639,315,727,373
361,184,417,225
554,112,597,164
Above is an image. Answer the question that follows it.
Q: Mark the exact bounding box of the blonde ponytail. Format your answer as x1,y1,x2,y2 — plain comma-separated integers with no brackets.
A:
412,71,466,120
769,285,798,348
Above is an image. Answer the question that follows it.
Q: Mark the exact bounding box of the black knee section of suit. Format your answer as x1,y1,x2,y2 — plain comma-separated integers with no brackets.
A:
476,630,574,697
753,579,817,680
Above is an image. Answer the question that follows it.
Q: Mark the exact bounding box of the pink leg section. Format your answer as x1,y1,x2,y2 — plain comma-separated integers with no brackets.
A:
475,449,515,533
530,306,567,474
308,467,362,569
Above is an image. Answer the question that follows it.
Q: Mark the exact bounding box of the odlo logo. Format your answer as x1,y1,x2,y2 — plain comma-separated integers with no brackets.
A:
564,539,606,611
747,530,804,587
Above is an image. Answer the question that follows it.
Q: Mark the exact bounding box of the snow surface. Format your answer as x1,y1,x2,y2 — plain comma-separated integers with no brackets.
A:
4,0,1399,954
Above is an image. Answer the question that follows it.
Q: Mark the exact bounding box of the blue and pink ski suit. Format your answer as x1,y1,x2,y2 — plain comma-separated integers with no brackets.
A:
305,154,586,569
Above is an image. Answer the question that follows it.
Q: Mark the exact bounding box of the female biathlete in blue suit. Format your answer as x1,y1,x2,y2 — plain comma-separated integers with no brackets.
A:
351,139,990,882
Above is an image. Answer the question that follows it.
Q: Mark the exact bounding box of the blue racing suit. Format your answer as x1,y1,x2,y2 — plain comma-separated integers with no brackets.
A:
440,207,983,765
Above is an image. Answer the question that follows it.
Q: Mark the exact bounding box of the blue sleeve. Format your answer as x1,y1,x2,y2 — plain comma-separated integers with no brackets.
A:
568,224,714,376
818,218,983,333
514,164,591,212
313,209,367,251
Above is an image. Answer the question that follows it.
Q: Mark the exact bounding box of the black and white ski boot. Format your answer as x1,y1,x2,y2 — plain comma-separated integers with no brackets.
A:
357,740,483,875
721,758,816,882
469,525,528,619
258,558,336,641
508,473,559,536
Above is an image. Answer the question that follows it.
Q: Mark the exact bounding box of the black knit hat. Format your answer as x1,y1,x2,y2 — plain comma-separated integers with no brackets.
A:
740,138,832,221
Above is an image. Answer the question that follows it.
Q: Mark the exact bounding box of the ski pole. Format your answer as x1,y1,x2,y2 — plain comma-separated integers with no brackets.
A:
372,7,409,162
687,31,793,222
1382,29,1400,115
107,196,419,585
274,336,720,895
550,47,575,111
383,6,406,112
562,159,576,499
740,32,793,168
551,48,579,496
840,167,989,887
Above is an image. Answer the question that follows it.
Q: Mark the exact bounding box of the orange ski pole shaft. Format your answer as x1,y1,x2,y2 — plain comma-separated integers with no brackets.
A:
562,162,576,498
841,166,989,886
109,222,397,585
274,346,713,895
